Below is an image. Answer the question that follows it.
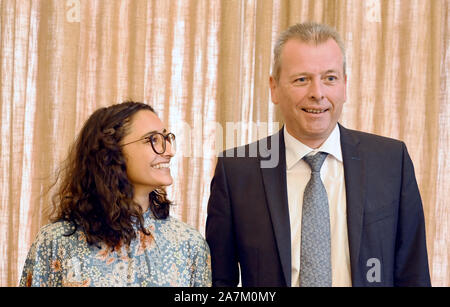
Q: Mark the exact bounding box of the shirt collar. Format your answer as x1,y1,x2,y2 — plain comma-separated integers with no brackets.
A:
284,124,343,170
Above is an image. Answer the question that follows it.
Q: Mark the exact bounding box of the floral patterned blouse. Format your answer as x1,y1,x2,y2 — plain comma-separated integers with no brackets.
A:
19,210,211,287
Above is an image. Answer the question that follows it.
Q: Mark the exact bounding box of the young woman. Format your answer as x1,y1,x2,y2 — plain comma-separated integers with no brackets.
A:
20,101,211,287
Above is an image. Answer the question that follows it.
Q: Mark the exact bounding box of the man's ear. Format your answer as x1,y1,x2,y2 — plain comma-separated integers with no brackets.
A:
269,76,279,105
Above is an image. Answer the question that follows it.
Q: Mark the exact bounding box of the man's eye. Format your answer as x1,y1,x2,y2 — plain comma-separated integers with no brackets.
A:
296,77,307,82
326,76,337,82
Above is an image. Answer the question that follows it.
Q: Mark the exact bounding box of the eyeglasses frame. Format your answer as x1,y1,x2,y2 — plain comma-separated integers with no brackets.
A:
120,132,176,155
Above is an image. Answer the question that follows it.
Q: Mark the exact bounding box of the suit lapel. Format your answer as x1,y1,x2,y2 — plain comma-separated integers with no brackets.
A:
259,128,292,287
339,124,366,282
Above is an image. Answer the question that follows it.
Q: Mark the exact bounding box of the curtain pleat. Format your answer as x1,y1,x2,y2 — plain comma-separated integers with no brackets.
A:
0,0,448,286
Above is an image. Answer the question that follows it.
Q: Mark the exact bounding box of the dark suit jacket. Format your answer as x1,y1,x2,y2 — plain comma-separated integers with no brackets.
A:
206,124,431,287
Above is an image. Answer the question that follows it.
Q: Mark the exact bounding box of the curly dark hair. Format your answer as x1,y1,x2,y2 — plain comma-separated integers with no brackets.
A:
49,101,172,249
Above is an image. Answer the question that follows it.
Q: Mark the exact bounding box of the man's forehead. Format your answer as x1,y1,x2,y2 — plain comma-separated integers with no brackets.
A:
283,38,342,55
280,39,345,72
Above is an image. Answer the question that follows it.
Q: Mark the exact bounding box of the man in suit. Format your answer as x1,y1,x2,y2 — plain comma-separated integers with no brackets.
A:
205,22,431,287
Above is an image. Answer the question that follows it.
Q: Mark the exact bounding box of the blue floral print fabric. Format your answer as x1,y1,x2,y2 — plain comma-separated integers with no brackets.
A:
19,210,211,287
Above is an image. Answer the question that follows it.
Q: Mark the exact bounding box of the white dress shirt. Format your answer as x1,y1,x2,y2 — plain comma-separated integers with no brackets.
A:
284,125,352,287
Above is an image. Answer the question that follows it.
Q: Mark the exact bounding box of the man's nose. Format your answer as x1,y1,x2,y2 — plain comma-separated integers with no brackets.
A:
309,79,324,101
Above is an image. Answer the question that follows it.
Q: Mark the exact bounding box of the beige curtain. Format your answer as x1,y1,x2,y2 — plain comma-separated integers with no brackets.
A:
0,0,448,287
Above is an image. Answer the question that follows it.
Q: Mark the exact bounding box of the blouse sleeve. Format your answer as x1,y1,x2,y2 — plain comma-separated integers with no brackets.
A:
191,238,212,287
19,224,64,287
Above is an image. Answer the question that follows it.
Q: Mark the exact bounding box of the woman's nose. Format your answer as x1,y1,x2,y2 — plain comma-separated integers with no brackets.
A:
164,139,175,157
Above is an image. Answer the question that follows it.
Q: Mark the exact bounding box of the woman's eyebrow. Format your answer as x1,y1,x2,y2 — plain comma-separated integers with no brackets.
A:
141,128,167,138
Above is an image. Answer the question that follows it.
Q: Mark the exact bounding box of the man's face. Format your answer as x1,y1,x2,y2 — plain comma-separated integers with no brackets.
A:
270,38,347,148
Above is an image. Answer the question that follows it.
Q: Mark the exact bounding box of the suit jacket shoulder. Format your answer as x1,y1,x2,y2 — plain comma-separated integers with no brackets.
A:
340,125,405,152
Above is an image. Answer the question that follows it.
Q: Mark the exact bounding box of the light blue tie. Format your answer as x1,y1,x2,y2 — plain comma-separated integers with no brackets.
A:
300,152,332,287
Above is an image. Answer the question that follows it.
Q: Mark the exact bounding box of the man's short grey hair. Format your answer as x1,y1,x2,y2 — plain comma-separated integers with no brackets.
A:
271,22,346,82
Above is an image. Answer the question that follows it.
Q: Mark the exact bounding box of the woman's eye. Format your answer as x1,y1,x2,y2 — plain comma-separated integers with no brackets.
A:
150,136,159,144
143,136,156,144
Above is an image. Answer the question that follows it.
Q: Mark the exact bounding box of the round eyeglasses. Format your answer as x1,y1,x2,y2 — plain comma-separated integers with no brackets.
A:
121,132,176,155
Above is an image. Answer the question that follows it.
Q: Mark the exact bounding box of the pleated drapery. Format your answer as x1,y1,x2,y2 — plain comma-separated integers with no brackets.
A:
0,0,448,286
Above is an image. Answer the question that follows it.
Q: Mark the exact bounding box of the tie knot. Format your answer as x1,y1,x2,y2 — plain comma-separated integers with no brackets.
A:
303,152,328,172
